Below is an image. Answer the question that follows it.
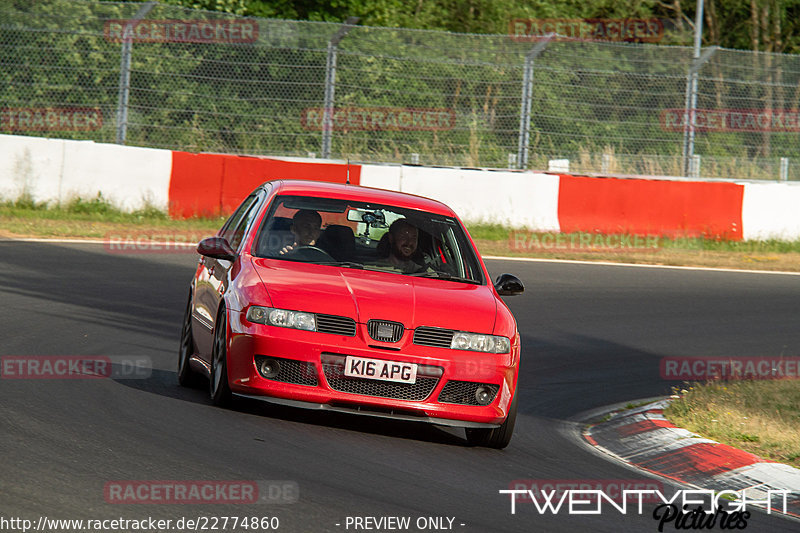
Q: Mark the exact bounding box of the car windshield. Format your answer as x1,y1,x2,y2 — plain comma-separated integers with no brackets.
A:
252,195,484,284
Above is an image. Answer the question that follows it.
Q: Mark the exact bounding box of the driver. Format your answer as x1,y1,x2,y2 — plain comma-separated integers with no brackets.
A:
280,209,322,255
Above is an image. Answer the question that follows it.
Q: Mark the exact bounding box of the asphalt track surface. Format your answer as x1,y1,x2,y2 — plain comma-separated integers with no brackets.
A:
1,241,799,533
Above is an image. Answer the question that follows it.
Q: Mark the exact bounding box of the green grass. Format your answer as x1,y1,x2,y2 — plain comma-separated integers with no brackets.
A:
624,400,656,410
465,223,510,241
0,194,223,231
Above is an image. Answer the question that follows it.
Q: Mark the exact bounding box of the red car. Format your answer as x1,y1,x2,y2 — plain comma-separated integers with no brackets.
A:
178,180,524,448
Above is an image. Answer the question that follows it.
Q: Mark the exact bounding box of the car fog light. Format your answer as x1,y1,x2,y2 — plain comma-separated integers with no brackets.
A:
260,358,281,378
474,385,494,405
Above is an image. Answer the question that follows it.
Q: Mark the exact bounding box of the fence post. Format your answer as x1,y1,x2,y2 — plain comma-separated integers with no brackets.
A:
321,16,359,159
115,1,156,145
780,157,789,181
601,153,611,174
508,153,517,169
689,155,701,178
681,46,717,177
517,34,552,170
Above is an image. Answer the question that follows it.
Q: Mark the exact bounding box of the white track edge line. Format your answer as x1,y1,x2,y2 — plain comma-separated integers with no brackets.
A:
482,255,800,276
0,237,196,247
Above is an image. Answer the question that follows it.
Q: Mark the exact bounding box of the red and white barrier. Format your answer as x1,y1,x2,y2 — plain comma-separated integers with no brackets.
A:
168,150,360,218
0,134,172,211
358,165,560,231
556,174,744,240
1,133,799,241
741,182,800,241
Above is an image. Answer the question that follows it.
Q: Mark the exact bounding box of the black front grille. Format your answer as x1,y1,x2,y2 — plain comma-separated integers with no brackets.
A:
413,326,455,348
316,314,356,336
322,363,438,401
367,320,404,343
254,355,318,386
438,381,499,405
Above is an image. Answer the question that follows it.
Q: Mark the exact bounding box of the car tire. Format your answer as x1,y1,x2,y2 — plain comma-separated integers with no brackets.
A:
177,293,202,387
465,392,517,449
210,309,233,407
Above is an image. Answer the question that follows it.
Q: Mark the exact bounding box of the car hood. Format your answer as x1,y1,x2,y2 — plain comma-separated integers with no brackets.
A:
251,258,497,333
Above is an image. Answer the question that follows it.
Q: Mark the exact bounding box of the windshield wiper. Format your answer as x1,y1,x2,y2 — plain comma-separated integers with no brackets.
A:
318,261,366,269
406,270,480,284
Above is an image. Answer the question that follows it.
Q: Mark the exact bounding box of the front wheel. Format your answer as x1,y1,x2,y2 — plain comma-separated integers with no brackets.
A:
209,310,232,406
465,393,517,449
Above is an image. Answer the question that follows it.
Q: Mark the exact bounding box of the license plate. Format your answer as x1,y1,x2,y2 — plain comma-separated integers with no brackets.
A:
343,356,417,384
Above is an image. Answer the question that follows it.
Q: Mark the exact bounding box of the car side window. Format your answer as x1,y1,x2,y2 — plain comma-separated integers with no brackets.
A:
220,195,259,251
231,197,264,251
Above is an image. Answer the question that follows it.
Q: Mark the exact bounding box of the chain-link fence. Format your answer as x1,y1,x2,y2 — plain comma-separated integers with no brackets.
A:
2,0,800,180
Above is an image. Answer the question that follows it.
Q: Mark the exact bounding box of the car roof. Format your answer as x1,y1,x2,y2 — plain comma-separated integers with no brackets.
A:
264,179,456,217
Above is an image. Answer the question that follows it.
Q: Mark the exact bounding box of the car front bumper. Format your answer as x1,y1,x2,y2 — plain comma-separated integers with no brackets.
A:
226,310,519,427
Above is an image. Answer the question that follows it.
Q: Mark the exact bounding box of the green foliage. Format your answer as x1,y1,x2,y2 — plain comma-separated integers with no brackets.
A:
141,0,800,54
159,0,248,15
4,1,800,174
65,193,115,215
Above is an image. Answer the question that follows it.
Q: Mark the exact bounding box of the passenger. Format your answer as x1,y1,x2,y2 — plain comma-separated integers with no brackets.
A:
385,218,426,273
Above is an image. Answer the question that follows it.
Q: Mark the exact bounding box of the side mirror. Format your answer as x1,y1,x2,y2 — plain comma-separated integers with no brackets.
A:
197,237,236,261
494,273,524,296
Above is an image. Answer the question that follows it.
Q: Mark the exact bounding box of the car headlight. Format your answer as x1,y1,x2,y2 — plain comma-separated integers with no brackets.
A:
451,332,510,353
246,306,316,332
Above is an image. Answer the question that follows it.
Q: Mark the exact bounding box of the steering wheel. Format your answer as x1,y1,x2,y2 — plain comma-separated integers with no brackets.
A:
287,245,335,262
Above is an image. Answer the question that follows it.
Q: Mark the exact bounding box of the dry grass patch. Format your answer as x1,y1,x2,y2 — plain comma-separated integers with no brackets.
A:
665,380,800,468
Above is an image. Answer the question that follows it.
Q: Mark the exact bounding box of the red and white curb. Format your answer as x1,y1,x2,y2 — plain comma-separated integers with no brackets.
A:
584,399,800,518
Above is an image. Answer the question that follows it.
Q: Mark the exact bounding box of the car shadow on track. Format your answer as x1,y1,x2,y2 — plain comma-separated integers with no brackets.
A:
0,241,196,342
113,367,470,447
